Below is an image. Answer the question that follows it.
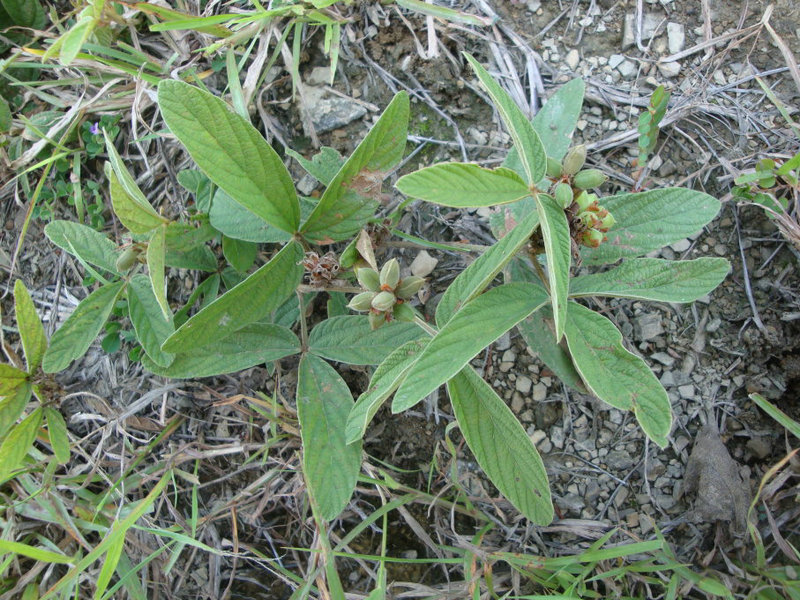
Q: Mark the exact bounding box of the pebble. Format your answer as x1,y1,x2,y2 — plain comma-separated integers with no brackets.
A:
657,60,681,78
622,13,662,48
634,312,664,340
516,375,533,394
526,0,541,12
306,92,367,134
565,49,580,71
618,59,637,78
530,429,547,447
551,426,565,449
496,332,512,352
651,352,676,367
670,238,692,252
666,22,685,54
532,382,547,402
511,393,525,413
614,486,630,508
678,384,695,399
306,66,332,86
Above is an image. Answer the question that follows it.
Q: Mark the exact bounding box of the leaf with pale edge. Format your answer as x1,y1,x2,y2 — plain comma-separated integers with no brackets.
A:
534,193,571,340
395,163,530,208
505,77,586,176
570,258,730,302
128,275,175,368
0,364,27,395
464,53,545,185
162,241,303,353
436,209,539,327
43,281,125,373
147,225,170,320
448,367,553,524
12,282,48,372
564,302,671,448
297,354,362,520
144,324,300,378
44,220,120,275
393,283,548,412
158,80,300,233
45,407,70,464
301,92,409,242
0,408,42,481
345,339,428,444
209,190,317,243
507,258,585,392
107,166,164,235
286,147,344,187
0,382,31,440
308,316,423,366
581,188,721,265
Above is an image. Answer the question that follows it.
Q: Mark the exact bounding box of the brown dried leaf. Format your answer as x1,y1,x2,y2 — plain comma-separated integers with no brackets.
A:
683,421,751,532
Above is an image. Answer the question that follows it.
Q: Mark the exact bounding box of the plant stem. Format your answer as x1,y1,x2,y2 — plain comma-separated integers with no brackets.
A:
297,291,308,350
413,315,438,337
532,255,551,293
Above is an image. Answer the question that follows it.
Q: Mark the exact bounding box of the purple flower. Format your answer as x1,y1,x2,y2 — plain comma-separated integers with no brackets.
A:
89,122,100,135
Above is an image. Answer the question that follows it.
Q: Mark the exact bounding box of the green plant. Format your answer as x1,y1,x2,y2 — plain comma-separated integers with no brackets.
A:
36,54,729,532
637,84,670,171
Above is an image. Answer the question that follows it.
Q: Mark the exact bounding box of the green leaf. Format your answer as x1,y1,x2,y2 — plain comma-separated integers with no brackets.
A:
0,382,31,440
297,354,362,521
448,367,553,524
95,529,125,600
564,303,671,448
581,189,721,265
395,163,529,207
44,220,120,275
127,275,175,368
165,245,217,272
1,0,46,28
146,225,170,320
345,339,428,444
163,221,218,253
504,77,585,175
222,235,257,273
392,283,548,412
488,196,538,239
464,53,546,185
0,95,11,133
0,539,73,564
749,393,800,440
436,209,540,327
516,306,586,393
42,282,125,373
394,0,490,26
570,258,730,302
162,241,303,353
177,169,214,212
534,193,571,340
287,146,344,186
106,164,165,234
59,15,94,66
308,316,423,366
0,407,42,481
103,133,165,222
0,364,28,395
209,189,316,243
300,91,409,243
158,80,300,233
44,407,70,464
143,324,300,378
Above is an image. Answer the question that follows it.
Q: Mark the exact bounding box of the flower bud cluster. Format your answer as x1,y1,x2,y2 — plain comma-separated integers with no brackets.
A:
347,258,425,329
570,191,616,248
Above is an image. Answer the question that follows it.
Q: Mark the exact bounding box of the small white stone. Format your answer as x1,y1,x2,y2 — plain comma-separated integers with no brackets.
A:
657,61,681,78
516,375,533,394
530,429,547,446
618,59,637,78
565,49,580,71
608,54,625,69
532,382,547,402
670,238,691,252
666,22,685,54
410,250,438,278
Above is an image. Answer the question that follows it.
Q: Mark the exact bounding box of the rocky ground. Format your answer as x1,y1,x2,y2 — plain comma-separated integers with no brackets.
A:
2,0,800,597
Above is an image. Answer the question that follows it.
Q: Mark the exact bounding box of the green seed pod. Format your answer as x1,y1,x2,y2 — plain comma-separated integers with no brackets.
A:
580,229,605,248
573,168,608,190
562,144,587,176
356,267,381,292
394,275,425,300
348,291,375,312
379,258,400,290
554,183,573,209
371,290,396,312
598,211,616,232
368,310,386,330
393,302,416,323
115,246,139,272
577,210,599,229
546,156,562,178
574,191,598,212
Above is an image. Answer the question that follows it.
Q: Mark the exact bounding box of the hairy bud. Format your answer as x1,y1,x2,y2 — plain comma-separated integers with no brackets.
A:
356,267,380,292
379,258,400,290
394,276,425,300
348,291,375,312
562,144,587,176
573,168,607,190
546,156,562,178
554,183,573,209
371,290,396,312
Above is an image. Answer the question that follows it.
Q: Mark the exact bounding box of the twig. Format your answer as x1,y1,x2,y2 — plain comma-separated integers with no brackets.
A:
732,203,766,332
